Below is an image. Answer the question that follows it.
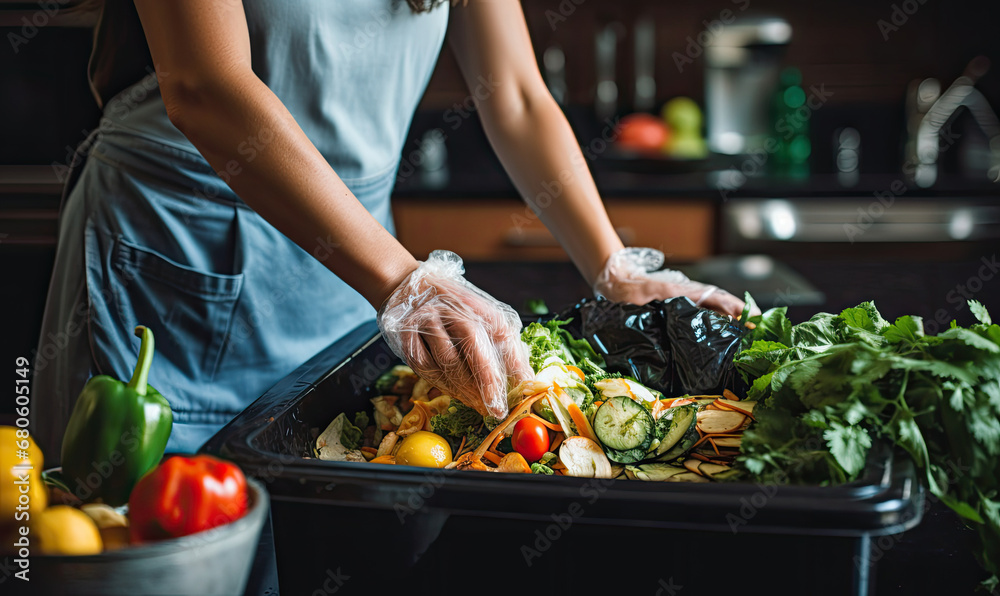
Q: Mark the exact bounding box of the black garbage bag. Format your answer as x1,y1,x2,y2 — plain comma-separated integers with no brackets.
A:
559,297,749,397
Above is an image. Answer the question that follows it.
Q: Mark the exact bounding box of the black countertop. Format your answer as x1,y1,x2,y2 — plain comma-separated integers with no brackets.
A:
395,162,1000,202
392,107,1000,201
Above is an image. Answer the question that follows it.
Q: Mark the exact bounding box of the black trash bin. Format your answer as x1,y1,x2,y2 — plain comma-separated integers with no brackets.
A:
201,320,924,596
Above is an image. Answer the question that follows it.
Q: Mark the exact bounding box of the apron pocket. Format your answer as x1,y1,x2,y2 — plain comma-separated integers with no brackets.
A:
88,229,244,393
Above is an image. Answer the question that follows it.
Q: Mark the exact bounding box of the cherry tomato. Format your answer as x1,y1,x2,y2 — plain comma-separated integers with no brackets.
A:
512,417,550,462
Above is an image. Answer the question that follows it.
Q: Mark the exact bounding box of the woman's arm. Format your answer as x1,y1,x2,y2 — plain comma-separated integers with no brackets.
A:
133,0,417,307
448,1,749,318
447,0,623,286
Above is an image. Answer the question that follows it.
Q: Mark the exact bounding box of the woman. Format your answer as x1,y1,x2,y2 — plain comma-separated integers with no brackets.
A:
34,0,749,457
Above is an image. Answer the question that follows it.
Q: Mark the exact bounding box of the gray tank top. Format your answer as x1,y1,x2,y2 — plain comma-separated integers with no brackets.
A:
90,0,449,180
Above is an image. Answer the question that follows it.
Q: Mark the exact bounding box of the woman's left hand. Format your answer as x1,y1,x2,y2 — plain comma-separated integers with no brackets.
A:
592,248,759,320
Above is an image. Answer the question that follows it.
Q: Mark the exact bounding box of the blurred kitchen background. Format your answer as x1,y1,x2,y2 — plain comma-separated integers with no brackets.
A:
2,0,1000,414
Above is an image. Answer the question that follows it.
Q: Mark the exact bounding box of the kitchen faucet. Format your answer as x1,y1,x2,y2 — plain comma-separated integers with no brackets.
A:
907,56,1000,187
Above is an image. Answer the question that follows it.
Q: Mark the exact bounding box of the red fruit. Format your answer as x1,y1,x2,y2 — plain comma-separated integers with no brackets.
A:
512,417,550,463
615,113,671,153
129,455,248,543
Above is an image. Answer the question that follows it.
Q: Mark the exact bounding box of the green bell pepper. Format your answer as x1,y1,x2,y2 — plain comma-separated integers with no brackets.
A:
61,325,173,506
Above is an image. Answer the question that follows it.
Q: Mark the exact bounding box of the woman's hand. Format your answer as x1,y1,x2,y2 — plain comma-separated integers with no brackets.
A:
378,251,534,420
593,248,758,319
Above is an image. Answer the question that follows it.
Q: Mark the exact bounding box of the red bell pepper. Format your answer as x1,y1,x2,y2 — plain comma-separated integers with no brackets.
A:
128,455,248,542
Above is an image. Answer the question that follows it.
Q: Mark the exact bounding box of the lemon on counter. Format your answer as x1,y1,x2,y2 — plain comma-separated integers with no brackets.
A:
395,431,453,468
33,505,103,555
1,426,47,523
81,503,130,551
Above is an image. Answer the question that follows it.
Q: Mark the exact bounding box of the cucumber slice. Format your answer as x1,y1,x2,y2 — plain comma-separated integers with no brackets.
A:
593,378,661,403
625,463,688,481
653,415,700,462
593,396,654,451
604,445,647,464
667,471,711,483
709,468,743,481
698,462,733,478
653,405,697,457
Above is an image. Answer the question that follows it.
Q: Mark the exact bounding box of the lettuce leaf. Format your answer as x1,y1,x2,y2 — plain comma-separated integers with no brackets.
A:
521,319,603,372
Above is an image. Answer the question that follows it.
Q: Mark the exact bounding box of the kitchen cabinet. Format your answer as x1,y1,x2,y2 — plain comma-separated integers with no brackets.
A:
392,198,714,262
0,167,61,423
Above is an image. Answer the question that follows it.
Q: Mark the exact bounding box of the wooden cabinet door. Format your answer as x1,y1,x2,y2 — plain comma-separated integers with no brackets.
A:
392,198,714,262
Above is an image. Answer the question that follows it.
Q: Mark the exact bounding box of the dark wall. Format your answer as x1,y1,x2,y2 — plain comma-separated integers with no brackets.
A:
0,25,100,165
422,0,1000,110
2,1,998,166
414,0,1000,176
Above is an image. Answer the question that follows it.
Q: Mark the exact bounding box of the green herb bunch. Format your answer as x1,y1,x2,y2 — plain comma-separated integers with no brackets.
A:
735,297,1000,588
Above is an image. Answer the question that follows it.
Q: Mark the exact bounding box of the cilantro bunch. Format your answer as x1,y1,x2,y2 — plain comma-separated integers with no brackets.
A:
734,297,1000,587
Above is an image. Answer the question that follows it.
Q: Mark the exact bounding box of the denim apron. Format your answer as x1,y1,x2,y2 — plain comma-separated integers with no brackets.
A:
33,0,448,457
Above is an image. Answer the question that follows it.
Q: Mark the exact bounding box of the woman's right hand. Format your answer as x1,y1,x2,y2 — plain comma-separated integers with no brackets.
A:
378,251,534,421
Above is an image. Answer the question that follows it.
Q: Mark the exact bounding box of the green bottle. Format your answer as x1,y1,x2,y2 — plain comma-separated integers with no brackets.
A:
772,67,811,176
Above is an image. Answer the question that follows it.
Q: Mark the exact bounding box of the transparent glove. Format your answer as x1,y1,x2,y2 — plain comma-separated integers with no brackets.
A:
593,247,759,319
377,250,533,420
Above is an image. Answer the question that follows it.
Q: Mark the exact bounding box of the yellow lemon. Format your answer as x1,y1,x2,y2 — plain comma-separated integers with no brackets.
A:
81,503,130,551
395,431,453,468
0,426,47,524
33,505,103,555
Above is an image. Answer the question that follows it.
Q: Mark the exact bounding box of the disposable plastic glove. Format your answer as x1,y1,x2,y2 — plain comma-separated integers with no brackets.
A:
593,247,758,319
378,250,533,420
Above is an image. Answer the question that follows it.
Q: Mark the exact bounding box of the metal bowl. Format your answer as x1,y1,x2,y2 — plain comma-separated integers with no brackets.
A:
24,477,269,596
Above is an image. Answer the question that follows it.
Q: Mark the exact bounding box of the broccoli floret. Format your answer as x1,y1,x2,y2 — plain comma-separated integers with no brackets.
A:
374,365,417,396
583,367,624,418
530,463,555,475
430,402,485,449
584,370,624,396
340,410,369,450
